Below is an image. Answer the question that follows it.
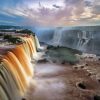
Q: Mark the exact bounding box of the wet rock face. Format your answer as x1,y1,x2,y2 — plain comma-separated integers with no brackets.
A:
38,26,100,55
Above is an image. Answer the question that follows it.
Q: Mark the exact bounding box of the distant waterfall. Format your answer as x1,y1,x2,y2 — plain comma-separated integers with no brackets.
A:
77,32,83,48
35,35,41,50
83,31,87,39
82,31,90,46
53,28,62,46
77,31,92,50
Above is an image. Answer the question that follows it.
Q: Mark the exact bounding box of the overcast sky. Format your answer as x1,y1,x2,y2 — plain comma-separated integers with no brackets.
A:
0,0,100,26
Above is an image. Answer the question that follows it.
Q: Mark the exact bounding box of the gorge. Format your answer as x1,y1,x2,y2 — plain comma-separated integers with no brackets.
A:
37,26,100,56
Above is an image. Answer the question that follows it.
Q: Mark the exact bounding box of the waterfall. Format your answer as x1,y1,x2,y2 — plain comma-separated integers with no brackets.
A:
0,85,9,100
77,31,91,50
12,45,33,76
35,35,41,50
0,34,39,100
82,31,87,39
53,28,62,46
77,32,83,48
20,35,37,58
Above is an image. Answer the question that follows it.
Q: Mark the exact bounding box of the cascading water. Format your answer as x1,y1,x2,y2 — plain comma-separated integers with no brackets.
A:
53,28,62,46
20,35,37,59
35,35,41,50
82,31,90,46
0,34,39,100
0,60,21,100
12,45,33,76
37,26,100,55
77,31,92,51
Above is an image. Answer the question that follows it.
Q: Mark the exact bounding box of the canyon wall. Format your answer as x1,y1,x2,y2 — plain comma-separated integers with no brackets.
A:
37,26,100,55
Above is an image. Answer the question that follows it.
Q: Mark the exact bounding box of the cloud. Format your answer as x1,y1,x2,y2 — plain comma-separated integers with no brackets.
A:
53,4,61,8
0,10,16,18
64,0,83,5
92,5,100,14
0,0,100,26
84,0,93,7
0,20,15,24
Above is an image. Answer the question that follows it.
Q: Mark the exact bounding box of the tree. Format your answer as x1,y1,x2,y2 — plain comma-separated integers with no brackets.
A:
4,34,23,44
4,34,12,40
8,37,23,44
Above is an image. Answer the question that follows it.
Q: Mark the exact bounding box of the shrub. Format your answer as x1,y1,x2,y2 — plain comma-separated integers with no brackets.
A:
4,34,23,44
16,29,35,36
4,34,12,40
